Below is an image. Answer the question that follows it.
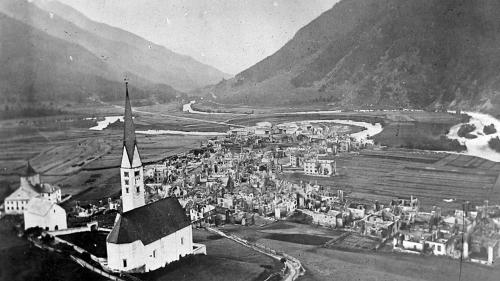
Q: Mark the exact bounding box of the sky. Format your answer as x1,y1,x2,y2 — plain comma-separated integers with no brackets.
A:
56,0,340,75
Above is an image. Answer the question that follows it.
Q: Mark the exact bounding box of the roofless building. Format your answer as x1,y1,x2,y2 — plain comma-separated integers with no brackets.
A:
106,83,195,273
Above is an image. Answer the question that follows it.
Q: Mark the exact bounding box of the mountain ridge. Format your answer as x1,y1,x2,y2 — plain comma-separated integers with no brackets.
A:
198,0,500,114
0,0,228,107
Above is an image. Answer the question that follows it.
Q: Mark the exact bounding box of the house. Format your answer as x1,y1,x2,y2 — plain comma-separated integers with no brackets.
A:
106,83,199,273
363,214,396,239
424,231,450,256
254,127,271,136
4,163,61,215
303,158,336,176
347,203,367,219
24,197,67,231
338,139,350,152
300,209,342,228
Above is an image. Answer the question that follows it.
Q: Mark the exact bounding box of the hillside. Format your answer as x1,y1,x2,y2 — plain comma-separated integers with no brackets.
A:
200,0,500,113
0,0,228,108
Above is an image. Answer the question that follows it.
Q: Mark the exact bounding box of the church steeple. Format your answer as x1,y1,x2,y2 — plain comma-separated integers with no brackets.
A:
120,82,145,213
123,82,137,166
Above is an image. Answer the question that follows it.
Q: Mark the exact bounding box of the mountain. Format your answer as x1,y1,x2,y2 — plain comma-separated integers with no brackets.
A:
0,0,228,107
202,0,500,113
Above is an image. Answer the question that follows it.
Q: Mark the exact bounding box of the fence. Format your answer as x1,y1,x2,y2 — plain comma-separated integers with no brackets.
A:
70,255,126,281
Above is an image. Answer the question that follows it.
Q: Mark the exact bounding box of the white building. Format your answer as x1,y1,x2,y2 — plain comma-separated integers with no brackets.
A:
303,158,336,176
24,197,67,231
106,83,197,273
4,163,61,215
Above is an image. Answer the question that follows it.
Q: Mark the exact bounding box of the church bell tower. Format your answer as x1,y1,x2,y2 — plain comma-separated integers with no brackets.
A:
120,82,145,212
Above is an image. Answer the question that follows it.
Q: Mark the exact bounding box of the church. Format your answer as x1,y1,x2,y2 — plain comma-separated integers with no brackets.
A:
106,83,195,273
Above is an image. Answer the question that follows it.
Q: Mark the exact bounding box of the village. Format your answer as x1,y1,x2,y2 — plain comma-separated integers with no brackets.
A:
1,85,499,281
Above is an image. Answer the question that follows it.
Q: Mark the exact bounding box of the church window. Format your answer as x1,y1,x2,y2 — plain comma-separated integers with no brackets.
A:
135,171,140,177
136,186,140,193
152,250,156,258
123,259,127,267
126,187,129,193
181,237,184,245
124,171,129,177
124,179,129,185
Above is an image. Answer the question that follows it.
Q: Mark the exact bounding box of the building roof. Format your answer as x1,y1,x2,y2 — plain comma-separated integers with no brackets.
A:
107,197,191,245
33,183,60,194
5,185,39,201
26,197,56,216
123,82,137,166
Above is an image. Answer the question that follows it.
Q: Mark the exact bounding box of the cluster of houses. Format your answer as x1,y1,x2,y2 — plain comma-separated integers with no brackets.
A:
289,183,500,266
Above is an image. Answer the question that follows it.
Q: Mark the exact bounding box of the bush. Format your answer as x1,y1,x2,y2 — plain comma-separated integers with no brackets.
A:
483,124,497,135
457,124,476,137
488,137,500,152
24,226,43,238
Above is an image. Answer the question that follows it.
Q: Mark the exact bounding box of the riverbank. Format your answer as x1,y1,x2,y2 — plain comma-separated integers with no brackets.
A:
447,111,500,161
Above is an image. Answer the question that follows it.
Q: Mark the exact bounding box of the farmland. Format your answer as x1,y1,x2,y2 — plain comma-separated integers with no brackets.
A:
284,149,500,212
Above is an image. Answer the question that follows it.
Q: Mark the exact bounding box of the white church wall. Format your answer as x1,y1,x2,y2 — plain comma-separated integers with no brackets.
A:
107,226,194,273
144,225,193,272
106,240,145,272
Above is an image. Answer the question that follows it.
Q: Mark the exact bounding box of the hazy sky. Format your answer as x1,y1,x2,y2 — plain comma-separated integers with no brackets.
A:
56,0,339,74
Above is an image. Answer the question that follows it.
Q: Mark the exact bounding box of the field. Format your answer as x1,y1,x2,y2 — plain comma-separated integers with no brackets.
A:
0,103,216,203
225,221,500,281
284,149,500,212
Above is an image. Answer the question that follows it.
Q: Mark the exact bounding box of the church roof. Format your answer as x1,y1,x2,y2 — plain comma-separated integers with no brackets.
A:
107,197,191,245
123,82,137,166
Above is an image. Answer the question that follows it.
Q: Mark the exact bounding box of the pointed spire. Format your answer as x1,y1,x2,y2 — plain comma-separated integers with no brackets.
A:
123,82,137,165
25,161,37,176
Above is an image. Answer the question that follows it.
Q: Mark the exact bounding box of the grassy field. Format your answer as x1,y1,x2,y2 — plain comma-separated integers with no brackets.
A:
225,221,500,281
284,149,500,212
0,105,210,204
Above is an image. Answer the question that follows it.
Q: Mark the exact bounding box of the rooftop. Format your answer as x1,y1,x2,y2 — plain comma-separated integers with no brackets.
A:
107,197,191,245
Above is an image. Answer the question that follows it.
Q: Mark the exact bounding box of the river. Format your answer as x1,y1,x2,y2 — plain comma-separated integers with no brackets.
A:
447,111,500,162
89,116,123,130
183,100,232,115
278,119,382,141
